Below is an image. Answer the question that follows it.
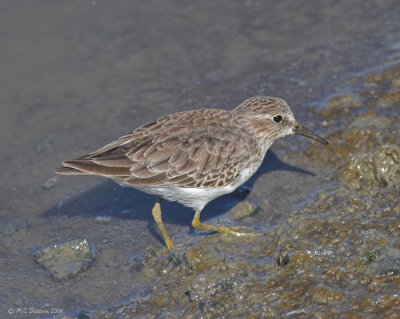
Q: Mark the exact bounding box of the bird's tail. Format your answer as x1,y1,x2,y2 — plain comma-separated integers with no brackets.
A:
55,165,91,175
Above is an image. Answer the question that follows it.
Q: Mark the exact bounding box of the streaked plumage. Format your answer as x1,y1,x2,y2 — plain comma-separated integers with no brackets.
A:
57,96,328,249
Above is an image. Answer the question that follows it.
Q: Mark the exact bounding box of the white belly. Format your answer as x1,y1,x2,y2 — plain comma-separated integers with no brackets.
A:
133,184,237,211
114,148,266,211
119,162,261,211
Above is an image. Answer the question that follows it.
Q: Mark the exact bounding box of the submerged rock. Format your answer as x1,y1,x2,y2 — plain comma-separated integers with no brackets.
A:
34,239,95,280
369,246,400,276
187,274,246,302
0,215,30,238
318,91,363,118
42,175,58,189
225,200,259,220
168,251,194,271
130,247,157,272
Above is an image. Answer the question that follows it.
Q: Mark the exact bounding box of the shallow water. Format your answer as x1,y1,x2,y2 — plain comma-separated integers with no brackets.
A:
1,0,400,317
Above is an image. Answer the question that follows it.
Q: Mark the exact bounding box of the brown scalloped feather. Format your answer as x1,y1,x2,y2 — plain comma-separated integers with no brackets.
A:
56,108,260,189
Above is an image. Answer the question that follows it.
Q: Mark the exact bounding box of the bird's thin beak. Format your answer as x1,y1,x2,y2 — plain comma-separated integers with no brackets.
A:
293,122,328,145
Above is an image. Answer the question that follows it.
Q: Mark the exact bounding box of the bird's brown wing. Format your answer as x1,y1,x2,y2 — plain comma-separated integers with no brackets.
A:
124,130,246,188
58,130,248,188
57,110,254,188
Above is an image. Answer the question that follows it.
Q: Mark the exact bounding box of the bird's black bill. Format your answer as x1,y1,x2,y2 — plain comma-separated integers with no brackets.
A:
293,124,328,145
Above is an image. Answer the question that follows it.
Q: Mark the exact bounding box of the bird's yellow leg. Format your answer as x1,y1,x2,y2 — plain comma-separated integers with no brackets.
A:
191,209,259,237
151,196,174,249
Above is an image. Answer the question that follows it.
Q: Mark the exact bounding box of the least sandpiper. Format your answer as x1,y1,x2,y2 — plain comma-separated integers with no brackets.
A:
57,96,328,249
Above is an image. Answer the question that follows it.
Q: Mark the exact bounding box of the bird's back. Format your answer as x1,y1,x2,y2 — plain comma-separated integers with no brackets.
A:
57,108,261,191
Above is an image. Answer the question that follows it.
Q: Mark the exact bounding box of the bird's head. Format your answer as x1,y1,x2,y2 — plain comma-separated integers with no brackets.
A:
233,96,328,146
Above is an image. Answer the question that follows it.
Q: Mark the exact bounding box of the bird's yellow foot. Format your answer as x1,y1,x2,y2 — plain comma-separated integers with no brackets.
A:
191,209,260,237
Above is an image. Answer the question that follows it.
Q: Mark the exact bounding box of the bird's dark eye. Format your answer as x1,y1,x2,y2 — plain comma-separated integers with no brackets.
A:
273,115,283,123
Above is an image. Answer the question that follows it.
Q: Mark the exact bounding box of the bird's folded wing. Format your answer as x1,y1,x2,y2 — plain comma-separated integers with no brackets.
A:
58,129,249,188
125,132,244,188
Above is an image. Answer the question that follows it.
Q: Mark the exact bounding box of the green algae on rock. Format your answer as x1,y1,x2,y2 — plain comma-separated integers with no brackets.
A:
340,144,400,191
300,61,400,170
34,238,95,281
